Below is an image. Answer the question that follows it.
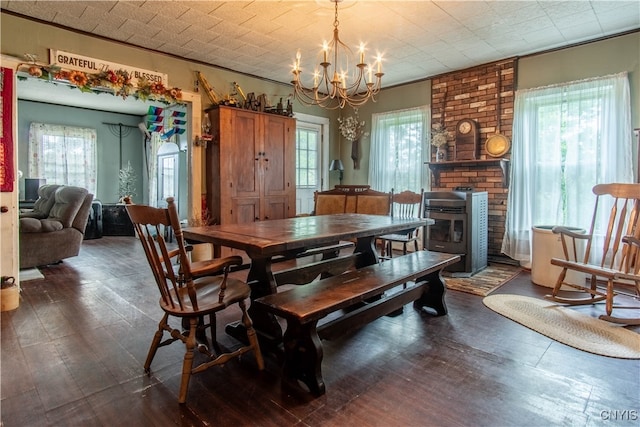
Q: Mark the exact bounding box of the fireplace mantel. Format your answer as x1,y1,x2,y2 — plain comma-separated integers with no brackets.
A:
426,158,510,187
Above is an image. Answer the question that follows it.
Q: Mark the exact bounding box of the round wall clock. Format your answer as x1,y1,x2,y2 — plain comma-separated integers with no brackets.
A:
458,120,472,135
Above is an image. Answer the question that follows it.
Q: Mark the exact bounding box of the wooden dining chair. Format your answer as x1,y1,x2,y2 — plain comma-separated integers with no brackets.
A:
313,191,347,215
354,189,392,216
545,183,640,325
378,189,425,259
124,197,264,403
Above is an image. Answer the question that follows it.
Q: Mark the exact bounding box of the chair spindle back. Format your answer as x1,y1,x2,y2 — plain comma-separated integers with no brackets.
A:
587,184,640,272
125,198,196,312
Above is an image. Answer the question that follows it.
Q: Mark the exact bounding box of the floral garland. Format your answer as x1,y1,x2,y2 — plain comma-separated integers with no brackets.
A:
338,108,369,142
17,61,183,105
431,122,449,148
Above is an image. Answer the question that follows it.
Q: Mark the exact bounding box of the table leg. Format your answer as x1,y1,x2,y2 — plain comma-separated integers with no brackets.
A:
353,236,379,268
413,270,448,315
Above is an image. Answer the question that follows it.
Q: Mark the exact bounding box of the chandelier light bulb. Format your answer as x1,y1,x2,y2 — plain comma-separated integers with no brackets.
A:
290,0,384,110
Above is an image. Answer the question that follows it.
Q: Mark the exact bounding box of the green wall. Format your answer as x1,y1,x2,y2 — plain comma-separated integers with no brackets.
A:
518,31,639,127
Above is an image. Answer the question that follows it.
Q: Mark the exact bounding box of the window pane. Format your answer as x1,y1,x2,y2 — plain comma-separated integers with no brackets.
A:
370,107,427,193
158,153,178,200
296,128,319,188
30,123,97,195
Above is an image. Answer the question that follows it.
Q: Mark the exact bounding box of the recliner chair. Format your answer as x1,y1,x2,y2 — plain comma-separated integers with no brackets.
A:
19,185,94,268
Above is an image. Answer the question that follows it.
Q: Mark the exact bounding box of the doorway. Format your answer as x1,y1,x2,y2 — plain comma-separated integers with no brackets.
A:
294,113,330,215
15,76,194,217
157,146,180,207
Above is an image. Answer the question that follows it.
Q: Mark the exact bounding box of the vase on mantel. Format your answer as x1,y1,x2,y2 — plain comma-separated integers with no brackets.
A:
436,146,446,162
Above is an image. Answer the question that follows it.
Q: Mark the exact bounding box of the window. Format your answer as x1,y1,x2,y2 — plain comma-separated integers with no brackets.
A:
368,106,429,193
502,72,633,264
28,123,97,195
294,114,328,216
296,125,319,188
156,141,180,208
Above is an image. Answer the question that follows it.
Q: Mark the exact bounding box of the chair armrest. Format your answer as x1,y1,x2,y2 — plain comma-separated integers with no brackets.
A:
551,226,591,240
622,235,640,247
160,249,180,262
167,248,181,259
191,255,244,278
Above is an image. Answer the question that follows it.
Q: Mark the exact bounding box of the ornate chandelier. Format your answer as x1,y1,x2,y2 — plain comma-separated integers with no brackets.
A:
291,0,384,110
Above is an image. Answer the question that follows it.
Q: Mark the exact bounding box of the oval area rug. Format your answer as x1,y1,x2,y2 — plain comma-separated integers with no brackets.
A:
483,294,640,359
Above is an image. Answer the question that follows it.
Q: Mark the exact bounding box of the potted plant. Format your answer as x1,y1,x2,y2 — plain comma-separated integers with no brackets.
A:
431,122,449,162
338,109,369,169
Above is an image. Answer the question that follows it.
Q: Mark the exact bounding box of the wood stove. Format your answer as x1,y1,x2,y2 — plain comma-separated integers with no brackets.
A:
423,189,488,276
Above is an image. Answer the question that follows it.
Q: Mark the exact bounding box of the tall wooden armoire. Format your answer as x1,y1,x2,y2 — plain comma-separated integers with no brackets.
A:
205,106,296,237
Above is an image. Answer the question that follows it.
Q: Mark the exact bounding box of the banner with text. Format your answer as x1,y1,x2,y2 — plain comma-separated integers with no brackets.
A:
49,50,168,86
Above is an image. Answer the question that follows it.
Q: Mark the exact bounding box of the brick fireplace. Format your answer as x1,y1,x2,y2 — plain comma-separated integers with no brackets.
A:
429,58,516,257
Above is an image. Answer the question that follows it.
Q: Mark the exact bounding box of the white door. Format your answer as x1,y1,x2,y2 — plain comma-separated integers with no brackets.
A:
157,150,179,208
295,122,322,215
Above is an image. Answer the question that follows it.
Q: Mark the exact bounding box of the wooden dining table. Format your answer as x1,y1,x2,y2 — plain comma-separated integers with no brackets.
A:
183,213,434,346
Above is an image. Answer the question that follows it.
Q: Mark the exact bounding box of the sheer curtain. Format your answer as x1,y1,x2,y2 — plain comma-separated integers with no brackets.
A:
146,132,163,207
368,106,429,193
28,122,97,195
502,72,633,265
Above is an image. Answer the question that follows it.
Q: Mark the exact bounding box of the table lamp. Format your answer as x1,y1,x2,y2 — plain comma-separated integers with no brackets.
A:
329,159,344,183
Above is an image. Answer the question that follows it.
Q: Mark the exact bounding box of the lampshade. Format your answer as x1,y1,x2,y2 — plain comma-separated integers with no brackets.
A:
329,159,344,171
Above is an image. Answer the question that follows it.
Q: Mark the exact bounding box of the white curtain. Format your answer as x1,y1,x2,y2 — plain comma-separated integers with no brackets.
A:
146,132,163,207
28,122,97,195
368,106,430,193
502,72,633,265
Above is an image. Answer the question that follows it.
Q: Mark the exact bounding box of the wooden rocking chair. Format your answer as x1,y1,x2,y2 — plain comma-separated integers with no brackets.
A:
125,197,264,403
545,183,640,325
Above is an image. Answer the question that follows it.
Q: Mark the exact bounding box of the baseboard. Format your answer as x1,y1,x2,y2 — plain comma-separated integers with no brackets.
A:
487,255,521,266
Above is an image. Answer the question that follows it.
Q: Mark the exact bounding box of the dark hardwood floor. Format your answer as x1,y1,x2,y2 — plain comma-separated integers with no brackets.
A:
2,236,639,426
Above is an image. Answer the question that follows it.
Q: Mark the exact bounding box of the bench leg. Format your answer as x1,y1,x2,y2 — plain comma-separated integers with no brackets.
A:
413,270,448,316
282,319,325,396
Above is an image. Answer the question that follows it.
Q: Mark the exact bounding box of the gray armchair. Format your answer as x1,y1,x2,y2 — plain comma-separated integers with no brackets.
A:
19,185,94,269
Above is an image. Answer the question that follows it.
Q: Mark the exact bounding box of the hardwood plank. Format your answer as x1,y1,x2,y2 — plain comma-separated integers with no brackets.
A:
44,399,100,426
0,313,36,398
20,341,84,411
52,333,120,396
0,389,48,427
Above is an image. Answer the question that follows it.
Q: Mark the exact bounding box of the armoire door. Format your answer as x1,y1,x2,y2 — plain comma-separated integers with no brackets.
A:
263,195,289,221
231,197,260,224
231,109,261,200
262,114,295,219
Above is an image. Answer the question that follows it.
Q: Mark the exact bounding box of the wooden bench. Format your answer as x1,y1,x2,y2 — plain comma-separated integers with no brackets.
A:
253,250,460,395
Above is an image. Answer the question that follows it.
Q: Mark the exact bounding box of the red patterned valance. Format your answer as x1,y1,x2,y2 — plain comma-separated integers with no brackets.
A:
1,67,14,192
